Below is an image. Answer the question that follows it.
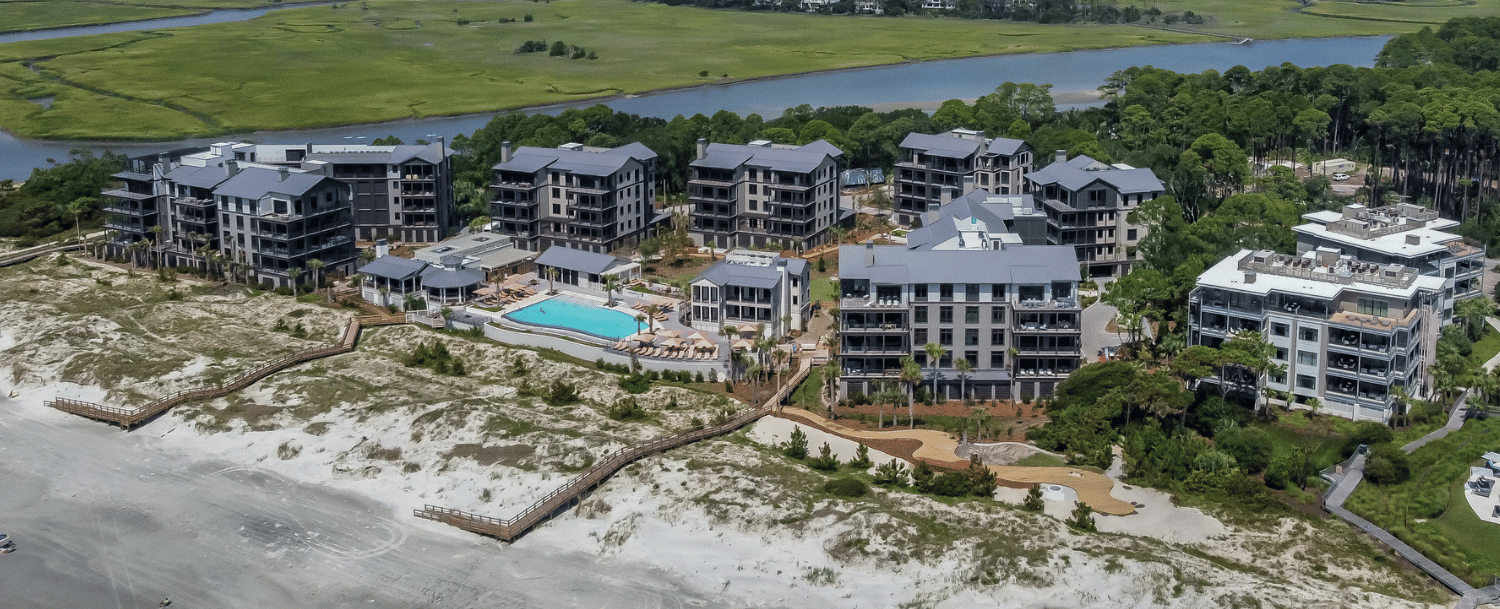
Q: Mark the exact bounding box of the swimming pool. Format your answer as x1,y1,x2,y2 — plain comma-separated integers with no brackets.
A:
502,297,642,341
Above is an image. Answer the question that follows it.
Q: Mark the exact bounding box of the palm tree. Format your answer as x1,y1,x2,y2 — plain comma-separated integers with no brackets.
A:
544,266,560,294
288,267,303,297
820,360,841,419
735,350,754,384
955,357,975,404
719,324,738,346
68,197,90,244
876,381,900,429
603,276,621,307
899,354,922,428
747,363,764,406
149,225,163,268
644,304,660,332
830,226,848,247
306,258,326,302
771,347,790,394
924,342,945,403
360,247,378,265
1456,296,1494,341
636,313,648,335
781,313,793,336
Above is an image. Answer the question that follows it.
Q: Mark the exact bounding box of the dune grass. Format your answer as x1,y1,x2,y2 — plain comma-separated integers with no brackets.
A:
0,0,1210,140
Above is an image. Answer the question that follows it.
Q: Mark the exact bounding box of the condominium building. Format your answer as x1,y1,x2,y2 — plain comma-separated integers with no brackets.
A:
902,187,1046,250
837,242,1082,402
490,141,661,255
688,250,811,339
1024,151,1162,277
1293,203,1486,321
894,128,1033,225
1189,249,1444,423
249,142,454,243
688,138,845,250
216,165,357,289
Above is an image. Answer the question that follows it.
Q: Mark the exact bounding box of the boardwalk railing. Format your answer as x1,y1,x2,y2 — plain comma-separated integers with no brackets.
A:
45,314,401,429
417,356,817,542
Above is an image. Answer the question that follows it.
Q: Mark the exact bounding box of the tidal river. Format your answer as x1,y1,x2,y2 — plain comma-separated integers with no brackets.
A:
0,34,1389,180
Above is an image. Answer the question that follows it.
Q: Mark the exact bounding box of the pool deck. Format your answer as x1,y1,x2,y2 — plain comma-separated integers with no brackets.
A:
465,275,729,365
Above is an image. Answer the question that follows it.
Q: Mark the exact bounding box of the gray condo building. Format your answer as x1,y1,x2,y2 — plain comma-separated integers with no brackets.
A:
894,128,1033,226
490,141,663,255
1024,152,1162,278
837,242,1082,402
688,138,847,250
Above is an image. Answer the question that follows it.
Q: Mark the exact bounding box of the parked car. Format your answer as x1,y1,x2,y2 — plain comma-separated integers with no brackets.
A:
1333,173,1351,181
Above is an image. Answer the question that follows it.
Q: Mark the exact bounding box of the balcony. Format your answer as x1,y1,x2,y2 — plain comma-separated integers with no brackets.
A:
1014,298,1081,310
172,197,214,209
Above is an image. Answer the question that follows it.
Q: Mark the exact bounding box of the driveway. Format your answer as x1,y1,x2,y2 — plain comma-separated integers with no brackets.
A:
1081,277,1128,362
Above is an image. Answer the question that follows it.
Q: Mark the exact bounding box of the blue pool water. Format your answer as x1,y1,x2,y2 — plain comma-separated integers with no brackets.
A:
503,298,642,341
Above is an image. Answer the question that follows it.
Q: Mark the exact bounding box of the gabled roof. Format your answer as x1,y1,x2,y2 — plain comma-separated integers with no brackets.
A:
693,254,807,290
359,255,427,280
691,140,840,174
1027,155,1163,194
164,165,232,190
986,137,1030,156
839,244,1078,284
904,189,1028,250
492,144,656,175
536,246,629,275
420,266,484,289
899,132,981,159
214,167,333,200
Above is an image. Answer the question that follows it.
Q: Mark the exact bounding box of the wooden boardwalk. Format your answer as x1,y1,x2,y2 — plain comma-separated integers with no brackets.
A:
416,356,816,542
47,313,402,429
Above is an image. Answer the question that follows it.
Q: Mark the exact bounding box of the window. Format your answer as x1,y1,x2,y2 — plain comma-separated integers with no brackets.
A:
991,306,1005,323
1299,328,1319,342
1296,375,1317,390
940,329,953,345
1297,351,1317,366
914,284,928,301
1274,347,1287,361
914,306,928,324
991,330,1005,345
940,284,954,301
1271,323,1288,337
964,351,978,367
991,351,1005,367
914,328,927,345
965,284,980,302
965,306,979,324
749,185,757,194
992,284,1006,299
965,329,979,346
552,187,560,198
939,306,953,324
1357,298,1389,317
1127,229,1138,241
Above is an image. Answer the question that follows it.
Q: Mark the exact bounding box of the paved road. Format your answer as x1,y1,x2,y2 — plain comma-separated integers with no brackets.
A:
0,397,718,609
1081,278,1126,362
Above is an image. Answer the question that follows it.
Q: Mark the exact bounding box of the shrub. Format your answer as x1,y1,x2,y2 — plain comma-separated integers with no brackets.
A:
1068,502,1096,532
725,380,734,393
930,472,972,496
618,372,652,394
872,459,908,486
1364,444,1412,485
403,340,465,375
966,454,998,496
549,40,567,56
523,13,532,21
1343,421,1394,456
1022,484,1045,512
274,286,294,296
1217,427,1273,474
606,397,649,421
695,371,704,383
782,426,808,459
911,460,936,492
822,478,869,498
510,356,528,377
544,380,580,406
848,443,872,469
808,442,839,471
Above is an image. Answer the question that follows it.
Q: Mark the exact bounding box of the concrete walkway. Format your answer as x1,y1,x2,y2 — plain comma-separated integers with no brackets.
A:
775,408,1137,515
1402,390,1470,454
1484,317,1500,371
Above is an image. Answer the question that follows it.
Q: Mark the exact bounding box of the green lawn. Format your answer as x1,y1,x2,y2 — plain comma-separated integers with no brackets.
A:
790,365,822,410
0,0,1208,140
811,278,838,304
1144,0,1500,38
1470,325,1500,366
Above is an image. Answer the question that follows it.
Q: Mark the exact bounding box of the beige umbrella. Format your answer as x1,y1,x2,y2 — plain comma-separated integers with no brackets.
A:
629,332,656,344
732,339,753,350
686,331,707,342
474,286,497,296
695,338,715,350
656,329,680,339
661,337,684,348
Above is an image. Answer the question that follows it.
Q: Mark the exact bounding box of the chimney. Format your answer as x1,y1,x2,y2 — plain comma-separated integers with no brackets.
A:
864,240,874,268
696,138,708,161
375,238,389,259
224,160,239,177
962,175,976,196
926,200,941,227
940,187,953,207
1055,149,1067,164
500,141,512,164
1405,234,1420,246
1245,271,1257,284
278,166,290,182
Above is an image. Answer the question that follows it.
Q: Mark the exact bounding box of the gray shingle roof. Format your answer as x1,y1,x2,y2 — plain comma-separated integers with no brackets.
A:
690,140,839,174
986,137,1030,156
536,246,628,275
491,144,655,175
693,255,805,290
420,266,484,289
839,244,1078,284
904,189,1027,250
359,255,427,280
164,165,232,190
214,167,333,200
899,132,981,159
1027,155,1163,194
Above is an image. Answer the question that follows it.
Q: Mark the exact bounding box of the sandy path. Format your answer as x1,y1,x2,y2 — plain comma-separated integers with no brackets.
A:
775,409,1136,515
